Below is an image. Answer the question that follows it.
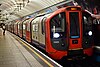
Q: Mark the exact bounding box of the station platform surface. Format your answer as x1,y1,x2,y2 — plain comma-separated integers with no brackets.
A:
0,28,61,67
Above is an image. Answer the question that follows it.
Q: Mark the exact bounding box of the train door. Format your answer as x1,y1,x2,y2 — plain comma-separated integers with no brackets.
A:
39,17,46,49
16,22,18,35
23,19,29,40
66,7,82,50
23,21,26,40
32,17,39,45
17,21,20,36
16,23,18,35
26,19,31,42
19,21,23,38
18,22,20,36
35,18,39,44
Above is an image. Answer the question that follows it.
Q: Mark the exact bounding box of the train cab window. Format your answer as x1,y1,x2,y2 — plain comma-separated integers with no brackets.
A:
69,12,80,38
50,12,66,38
41,17,46,34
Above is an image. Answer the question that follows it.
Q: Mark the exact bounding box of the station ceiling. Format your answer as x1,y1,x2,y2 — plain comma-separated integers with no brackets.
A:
0,0,67,23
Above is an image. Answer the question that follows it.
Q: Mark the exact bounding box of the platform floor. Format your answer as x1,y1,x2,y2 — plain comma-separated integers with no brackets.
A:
0,28,45,67
1,28,100,67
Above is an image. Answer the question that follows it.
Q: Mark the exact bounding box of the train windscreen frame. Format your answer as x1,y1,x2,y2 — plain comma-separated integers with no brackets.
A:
50,12,66,38
69,12,80,38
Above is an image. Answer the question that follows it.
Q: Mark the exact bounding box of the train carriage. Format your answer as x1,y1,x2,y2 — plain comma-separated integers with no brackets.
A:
8,6,94,60
31,6,93,59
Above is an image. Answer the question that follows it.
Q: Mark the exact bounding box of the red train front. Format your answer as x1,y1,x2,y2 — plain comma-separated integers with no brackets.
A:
45,6,93,59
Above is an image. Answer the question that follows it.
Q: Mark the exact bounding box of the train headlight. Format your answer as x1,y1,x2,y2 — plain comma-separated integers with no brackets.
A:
53,33,60,38
88,31,92,36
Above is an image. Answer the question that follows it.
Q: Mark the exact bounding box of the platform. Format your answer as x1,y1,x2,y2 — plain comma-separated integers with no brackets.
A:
0,28,61,67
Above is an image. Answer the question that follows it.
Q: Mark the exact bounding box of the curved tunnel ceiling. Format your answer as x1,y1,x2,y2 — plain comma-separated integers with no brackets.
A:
0,0,72,23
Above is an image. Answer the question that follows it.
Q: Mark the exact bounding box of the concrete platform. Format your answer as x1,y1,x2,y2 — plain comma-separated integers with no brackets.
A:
0,28,62,67
0,28,60,67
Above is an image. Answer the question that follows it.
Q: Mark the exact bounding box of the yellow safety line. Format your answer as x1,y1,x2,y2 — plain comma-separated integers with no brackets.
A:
17,37,54,67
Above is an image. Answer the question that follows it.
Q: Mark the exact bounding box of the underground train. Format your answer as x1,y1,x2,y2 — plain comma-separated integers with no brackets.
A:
7,6,94,60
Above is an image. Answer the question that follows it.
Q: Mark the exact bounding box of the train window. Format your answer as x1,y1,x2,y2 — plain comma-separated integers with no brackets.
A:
26,20,31,31
23,20,28,30
27,23,30,31
41,17,46,34
35,24,38,31
23,24,26,30
69,12,80,38
50,12,66,38
50,12,66,32
19,23,22,30
32,23,38,32
33,25,35,31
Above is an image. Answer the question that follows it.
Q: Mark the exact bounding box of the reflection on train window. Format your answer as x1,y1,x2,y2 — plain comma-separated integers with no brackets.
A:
23,24,26,30
50,12,66,32
83,16,88,24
